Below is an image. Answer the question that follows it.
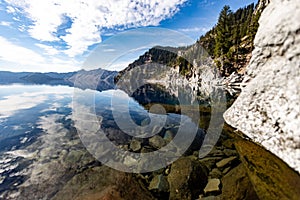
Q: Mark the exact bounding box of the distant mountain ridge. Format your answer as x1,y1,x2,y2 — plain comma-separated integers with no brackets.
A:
0,71,75,83
0,69,118,91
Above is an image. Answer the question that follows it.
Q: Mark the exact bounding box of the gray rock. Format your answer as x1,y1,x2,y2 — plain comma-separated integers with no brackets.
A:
223,149,237,157
207,148,225,157
193,151,199,157
149,135,166,149
163,130,174,142
209,168,222,179
221,139,235,149
234,139,300,199
119,144,129,151
124,156,138,167
199,196,221,200
216,156,237,169
168,157,208,200
221,164,259,200
52,166,155,200
222,167,231,175
141,146,153,153
223,0,300,173
199,157,223,171
65,150,83,164
130,140,142,152
148,174,169,192
204,178,221,195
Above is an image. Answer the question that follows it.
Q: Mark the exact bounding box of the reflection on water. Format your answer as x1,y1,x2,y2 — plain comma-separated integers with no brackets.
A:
0,85,74,197
0,83,221,199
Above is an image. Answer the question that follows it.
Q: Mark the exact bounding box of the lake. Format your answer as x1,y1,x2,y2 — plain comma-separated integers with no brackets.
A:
0,83,219,199
1,83,299,199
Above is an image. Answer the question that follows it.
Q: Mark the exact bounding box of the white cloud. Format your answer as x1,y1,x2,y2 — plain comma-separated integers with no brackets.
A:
198,0,216,8
0,36,80,72
0,21,12,26
178,27,210,33
0,36,45,65
103,49,116,52
35,43,60,56
6,5,16,14
5,0,187,57
12,16,21,21
41,57,81,72
0,57,81,73
18,24,26,32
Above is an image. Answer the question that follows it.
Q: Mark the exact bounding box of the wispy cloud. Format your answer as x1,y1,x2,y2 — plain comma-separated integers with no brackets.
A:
0,36,45,65
18,24,26,32
103,48,116,52
6,5,16,14
4,0,188,57
0,36,80,72
198,0,216,8
35,43,60,56
0,21,11,27
178,27,210,33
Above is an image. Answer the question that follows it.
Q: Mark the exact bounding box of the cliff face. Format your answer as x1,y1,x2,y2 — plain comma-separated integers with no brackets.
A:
224,0,300,173
115,1,270,98
114,45,222,104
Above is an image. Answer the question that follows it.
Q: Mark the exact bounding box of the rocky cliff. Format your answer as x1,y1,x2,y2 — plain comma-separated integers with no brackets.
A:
224,0,300,173
114,45,222,105
115,1,270,98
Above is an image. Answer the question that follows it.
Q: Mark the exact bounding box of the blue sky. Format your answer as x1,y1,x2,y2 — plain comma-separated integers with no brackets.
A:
0,0,257,72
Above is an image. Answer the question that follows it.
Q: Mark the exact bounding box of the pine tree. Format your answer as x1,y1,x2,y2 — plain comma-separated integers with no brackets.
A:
214,5,232,57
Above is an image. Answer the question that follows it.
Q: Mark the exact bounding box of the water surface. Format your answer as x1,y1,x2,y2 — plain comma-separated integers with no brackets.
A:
0,83,207,198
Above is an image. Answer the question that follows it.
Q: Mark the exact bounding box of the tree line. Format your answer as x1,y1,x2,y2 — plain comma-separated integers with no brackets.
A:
198,3,263,76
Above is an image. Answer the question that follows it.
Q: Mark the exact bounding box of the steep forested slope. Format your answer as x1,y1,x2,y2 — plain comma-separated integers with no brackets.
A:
116,1,270,83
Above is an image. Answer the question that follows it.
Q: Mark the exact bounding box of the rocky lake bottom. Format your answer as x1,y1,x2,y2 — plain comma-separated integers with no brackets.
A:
0,84,299,200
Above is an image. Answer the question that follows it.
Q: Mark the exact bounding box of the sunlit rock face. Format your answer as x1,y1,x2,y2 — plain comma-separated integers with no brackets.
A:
224,0,300,173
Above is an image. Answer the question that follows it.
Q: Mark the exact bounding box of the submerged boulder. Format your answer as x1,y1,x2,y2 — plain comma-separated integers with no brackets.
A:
203,178,221,196
167,157,208,200
148,174,169,192
221,164,258,200
52,166,155,200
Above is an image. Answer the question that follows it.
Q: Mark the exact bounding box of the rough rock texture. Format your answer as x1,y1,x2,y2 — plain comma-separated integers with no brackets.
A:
203,178,221,195
234,139,300,199
215,156,237,169
52,166,155,200
149,135,166,149
221,164,259,200
148,174,169,192
224,0,300,173
167,157,208,200
130,140,142,152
